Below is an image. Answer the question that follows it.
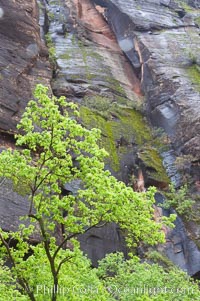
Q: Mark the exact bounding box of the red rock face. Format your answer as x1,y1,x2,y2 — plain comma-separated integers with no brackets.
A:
0,0,51,137
97,0,200,184
0,0,199,274
75,0,120,49
72,0,142,96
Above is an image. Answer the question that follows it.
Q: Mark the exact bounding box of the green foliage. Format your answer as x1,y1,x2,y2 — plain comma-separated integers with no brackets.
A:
146,250,175,269
45,34,57,66
0,84,173,300
83,95,112,118
97,252,200,301
138,147,170,183
0,260,27,300
187,65,200,92
162,184,195,217
47,11,55,22
0,239,111,301
80,105,169,183
194,16,200,27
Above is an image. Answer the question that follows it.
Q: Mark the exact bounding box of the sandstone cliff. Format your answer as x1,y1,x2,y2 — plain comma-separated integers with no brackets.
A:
0,0,200,275
0,0,51,136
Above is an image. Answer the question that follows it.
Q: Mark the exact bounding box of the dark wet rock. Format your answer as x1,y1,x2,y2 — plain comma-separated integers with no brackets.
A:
92,0,200,185
162,218,200,276
0,0,51,134
154,193,200,276
63,179,83,195
40,0,171,267
0,0,52,238
91,0,200,273
0,178,41,242
0,179,29,232
79,223,127,267
0,0,199,276
162,150,182,187
43,0,169,188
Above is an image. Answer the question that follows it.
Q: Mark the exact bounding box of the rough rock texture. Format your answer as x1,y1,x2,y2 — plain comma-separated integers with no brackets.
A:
91,0,200,187
0,0,51,238
0,176,40,242
164,216,200,276
43,0,169,188
154,193,200,276
0,0,200,275
89,0,200,272
29,0,170,265
0,178,29,232
39,0,200,271
0,0,51,135
79,223,127,267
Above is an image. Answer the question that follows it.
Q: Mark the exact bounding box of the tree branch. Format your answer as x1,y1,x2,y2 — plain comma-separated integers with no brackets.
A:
53,222,101,260
56,255,73,276
38,218,58,301
0,233,36,301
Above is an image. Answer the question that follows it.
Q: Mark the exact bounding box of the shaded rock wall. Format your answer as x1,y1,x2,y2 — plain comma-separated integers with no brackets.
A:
0,0,52,240
0,0,51,135
43,0,169,187
0,0,52,241
154,193,200,276
92,0,200,187
78,223,127,267
0,0,199,273
39,0,200,269
40,0,165,265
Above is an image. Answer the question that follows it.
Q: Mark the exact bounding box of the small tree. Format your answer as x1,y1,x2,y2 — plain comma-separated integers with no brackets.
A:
0,85,173,301
97,252,200,301
163,184,195,217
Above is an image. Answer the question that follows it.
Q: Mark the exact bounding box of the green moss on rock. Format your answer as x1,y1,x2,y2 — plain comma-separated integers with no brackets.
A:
146,250,175,269
80,105,169,184
187,65,200,91
117,108,152,145
80,106,120,171
194,16,200,27
138,147,170,183
59,53,72,60
60,36,169,182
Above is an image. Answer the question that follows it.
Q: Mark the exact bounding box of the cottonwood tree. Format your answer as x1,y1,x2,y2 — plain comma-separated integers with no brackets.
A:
0,85,174,301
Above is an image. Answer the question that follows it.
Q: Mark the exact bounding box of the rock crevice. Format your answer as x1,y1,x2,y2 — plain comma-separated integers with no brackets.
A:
91,0,200,185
